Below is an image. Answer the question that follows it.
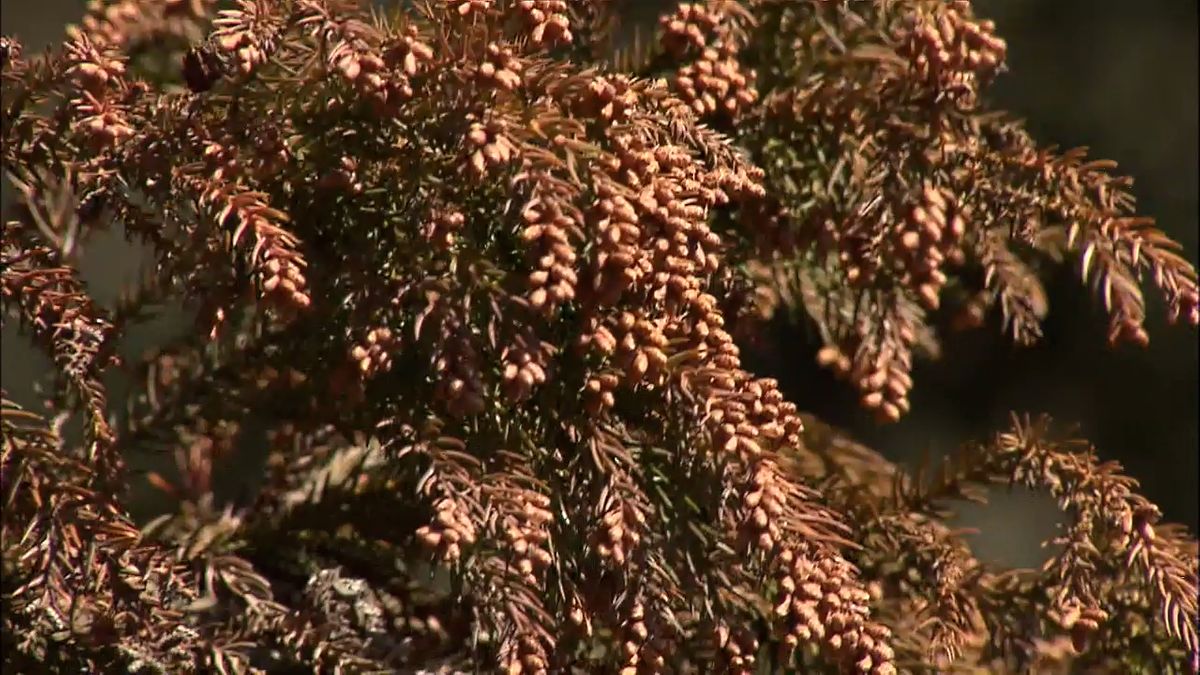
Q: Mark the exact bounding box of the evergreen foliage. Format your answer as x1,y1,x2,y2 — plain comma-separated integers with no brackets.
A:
1,2,1196,672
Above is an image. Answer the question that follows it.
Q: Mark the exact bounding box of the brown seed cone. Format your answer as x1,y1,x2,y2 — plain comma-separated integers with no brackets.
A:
773,546,896,674
416,495,478,562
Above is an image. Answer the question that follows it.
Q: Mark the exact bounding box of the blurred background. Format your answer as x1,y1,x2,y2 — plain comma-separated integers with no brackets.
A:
2,0,1197,567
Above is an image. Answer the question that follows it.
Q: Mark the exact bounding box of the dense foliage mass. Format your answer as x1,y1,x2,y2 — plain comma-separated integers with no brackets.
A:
1,1,1197,672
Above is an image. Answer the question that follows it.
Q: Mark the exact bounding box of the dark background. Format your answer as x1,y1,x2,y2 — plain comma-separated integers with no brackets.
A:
2,1,1196,566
